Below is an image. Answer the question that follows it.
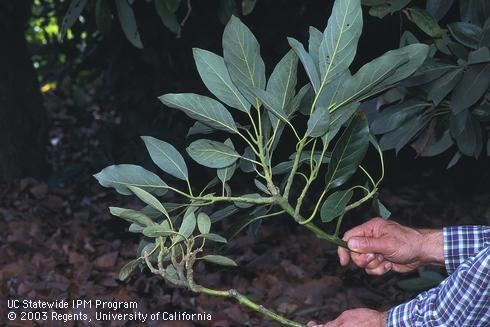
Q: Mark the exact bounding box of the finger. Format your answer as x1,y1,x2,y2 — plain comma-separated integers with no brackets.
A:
351,253,376,268
307,322,318,327
366,262,392,276
338,246,351,266
365,254,386,270
347,235,390,254
342,217,385,241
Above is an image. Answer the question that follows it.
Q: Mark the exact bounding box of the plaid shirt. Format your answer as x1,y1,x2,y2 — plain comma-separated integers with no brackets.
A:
387,226,490,326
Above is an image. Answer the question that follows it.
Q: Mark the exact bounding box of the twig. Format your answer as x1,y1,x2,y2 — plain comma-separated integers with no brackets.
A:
180,0,192,26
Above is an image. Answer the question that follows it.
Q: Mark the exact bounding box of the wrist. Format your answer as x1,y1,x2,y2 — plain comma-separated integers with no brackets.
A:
418,229,444,266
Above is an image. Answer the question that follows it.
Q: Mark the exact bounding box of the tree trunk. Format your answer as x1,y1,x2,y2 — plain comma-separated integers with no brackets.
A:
0,0,48,181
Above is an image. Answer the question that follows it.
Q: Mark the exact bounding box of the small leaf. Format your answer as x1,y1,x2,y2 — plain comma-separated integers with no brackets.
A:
373,199,391,219
94,164,168,195
325,113,369,188
427,68,464,105
177,211,196,241
201,254,238,266
223,16,266,108
254,179,271,195
288,37,320,92
233,193,262,208
320,189,354,222
406,7,444,38
307,106,330,137
187,139,240,168
155,0,181,34
159,93,238,134
448,22,482,49
201,233,228,243
426,0,454,21
141,136,188,181
60,0,89,41
109,207,155,227
128,186,169,218
241,0,257,15
239,147,256,172
253,89,289,124
119,259,141,281
210,204,239,223
143,223,172,238
187,121,214,137
450,64,490,114
115,0,143,48
193,48,251,113
371,100,430,135
309,27,323,70
128,223,144,233
447,151,462,168
197,212,211,234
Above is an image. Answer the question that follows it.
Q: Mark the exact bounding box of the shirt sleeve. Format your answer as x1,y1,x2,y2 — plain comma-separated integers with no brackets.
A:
444,225,490,274
386,245,490,327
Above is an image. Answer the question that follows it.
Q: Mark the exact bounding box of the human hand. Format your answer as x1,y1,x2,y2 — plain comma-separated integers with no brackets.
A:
338,217,443,275
307,308,386,327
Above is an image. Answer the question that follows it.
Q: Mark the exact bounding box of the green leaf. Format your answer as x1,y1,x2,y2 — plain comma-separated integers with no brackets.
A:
328,102,361,141
128,186,169,218
309,27,323,70
193,48,251,113
155,0,181,34
201,233,228,243
319,0,362,83
177,211,196,241
128,223,144,233
287,84,312,116
450,64,490,114
115,0,143,48
325,113,369,188
233,193,262,208
239,147,256,173
141,136,188,181
427,68,464,105
320,189,354,222
426,0,454,21
217,139,237,183
187,139,240,168
448,22,482,49
159,93,238,133
406,7,444,37
371,100,430,135
419,130,453,157
143,223,172,238
218,0,238,24
288,37,320,92
447,151,462,168
210,204,239,223
118,259,140,281
241,0,257,15
95,0,112,37
197,212,211,234
223,16,266,108
109,207,155,227
368,5,391,19
94,164,167,196
165,0,181,13
201,254,238,266
267,50,298,114
253,89,289,123
187,121,214,137
380,114,431,153
60,0,88,41
373,199,391,219
404,60,457,86
307,106,330,137
468,47,490,65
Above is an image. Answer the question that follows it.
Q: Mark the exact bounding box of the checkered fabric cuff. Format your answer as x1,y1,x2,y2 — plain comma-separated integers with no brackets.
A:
443,225,490,274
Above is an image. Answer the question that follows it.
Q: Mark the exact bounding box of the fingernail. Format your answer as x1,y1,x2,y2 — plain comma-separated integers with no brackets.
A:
366,253,375,262
385,262,392,270
377,254,384,262
348,238,360,250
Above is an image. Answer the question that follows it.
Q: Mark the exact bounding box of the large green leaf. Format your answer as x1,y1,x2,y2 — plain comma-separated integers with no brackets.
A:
60,0,88,40
319,0,362,83
115,0,143,48
379,114,432,153
403,60,457,86
371,100,430,135
406,7,443,37
335,44,429,107
109,207,155,227
307,106,330,137
448,22,482,49
128,186,169,218
193,48,250,113
320,189,353,222
177,211,196,241
201,254,238,266
141,136,188,181
309,27,323,70
328,102,361,142
427,68,464,105
267,50,298,115
426,0,454,21
450,64,490,114
288,37,320,92
253,89,289,123
94,164,167,195
187,139,240,168
159,93,238,133
325,113,369,189
223,16,266,108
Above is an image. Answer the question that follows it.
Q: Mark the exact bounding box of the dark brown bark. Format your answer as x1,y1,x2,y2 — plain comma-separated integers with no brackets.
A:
0,0,48,181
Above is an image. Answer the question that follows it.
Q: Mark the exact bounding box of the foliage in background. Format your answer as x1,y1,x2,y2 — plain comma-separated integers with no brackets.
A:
363,0,490,167
94,0,428,325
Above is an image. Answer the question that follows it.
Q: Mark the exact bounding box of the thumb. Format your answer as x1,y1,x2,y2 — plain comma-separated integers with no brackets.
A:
348,236,388,254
